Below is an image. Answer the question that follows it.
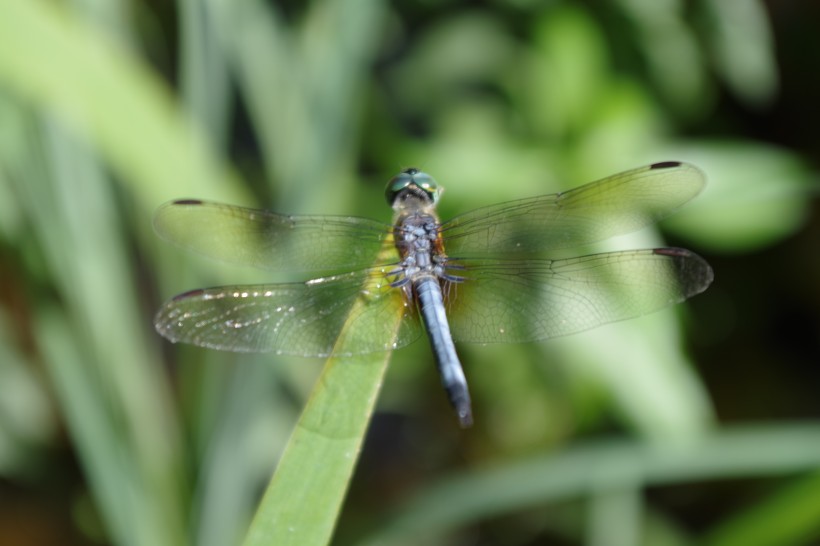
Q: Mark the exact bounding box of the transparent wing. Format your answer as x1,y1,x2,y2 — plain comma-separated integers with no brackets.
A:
154,270,421,356
445,248,713,343
440,162,705,257
153,199,395,272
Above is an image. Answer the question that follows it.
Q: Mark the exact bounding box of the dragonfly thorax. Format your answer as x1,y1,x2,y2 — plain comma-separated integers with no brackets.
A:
389,211,452,287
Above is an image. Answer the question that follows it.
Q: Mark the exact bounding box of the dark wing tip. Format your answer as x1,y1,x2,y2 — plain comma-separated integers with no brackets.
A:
154,289,208,343
652,247,690,258
654,247,714,296
171,288,206,301
649,161,682,170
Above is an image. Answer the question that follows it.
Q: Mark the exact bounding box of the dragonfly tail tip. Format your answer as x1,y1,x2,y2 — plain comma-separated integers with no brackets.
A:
457,407,474,428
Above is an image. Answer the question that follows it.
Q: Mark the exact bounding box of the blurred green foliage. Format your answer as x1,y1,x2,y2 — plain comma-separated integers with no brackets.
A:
0,1,818,545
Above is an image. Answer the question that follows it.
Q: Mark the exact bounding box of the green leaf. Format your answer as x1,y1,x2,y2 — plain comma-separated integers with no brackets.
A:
242,281,403,546
705,0,778,106
0,0,246,209
659,141,816,252
361,424,820,545
702,469,820,546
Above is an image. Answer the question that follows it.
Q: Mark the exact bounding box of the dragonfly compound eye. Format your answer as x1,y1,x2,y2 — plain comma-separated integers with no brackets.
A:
385,168,439,205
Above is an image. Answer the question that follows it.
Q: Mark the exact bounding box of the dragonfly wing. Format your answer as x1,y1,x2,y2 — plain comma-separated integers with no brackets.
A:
441,162,705,256
445,248,713,343
154,200,394,272
155,270,421,356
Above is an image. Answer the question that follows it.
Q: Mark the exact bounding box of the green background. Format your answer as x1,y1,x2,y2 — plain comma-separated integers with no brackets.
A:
1,1,819,545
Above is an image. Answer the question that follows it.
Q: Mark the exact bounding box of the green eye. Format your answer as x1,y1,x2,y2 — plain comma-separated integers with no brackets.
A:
385,168,439,205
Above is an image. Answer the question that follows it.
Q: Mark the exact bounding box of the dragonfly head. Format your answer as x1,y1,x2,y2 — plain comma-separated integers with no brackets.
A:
385,168,440,207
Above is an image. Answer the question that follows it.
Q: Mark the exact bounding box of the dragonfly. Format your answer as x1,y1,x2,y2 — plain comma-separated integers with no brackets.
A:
154,161,713,428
